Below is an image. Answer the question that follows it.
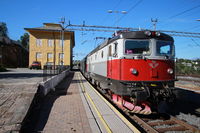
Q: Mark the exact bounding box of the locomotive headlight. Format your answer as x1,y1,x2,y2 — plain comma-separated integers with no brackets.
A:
167,68,173,74
130,68,138,75
156,32,161,36
144,31,151,36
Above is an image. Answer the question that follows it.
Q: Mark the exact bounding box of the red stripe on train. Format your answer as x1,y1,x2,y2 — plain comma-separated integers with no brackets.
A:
107,59,175,81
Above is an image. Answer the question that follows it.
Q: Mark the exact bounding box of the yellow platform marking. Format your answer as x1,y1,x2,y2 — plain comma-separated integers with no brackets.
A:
77,72,141,133
77,73,112,133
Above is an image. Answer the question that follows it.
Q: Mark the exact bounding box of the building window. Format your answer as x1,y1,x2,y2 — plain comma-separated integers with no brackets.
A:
48,39,53,47
47,53,53,59
59,53,64,59
59,40,64,47
101,51,104,58
36,52,42,59
59,53,64,65
36,39,42,46
46,62,53,65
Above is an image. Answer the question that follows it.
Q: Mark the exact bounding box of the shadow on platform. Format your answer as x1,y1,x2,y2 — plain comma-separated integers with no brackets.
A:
20,72,75,133
0,73,43,79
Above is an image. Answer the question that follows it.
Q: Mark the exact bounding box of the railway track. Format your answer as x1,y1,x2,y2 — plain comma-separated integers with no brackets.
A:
111,95,200,133
131,113,200,133
80,73,200,133
89,83,200,132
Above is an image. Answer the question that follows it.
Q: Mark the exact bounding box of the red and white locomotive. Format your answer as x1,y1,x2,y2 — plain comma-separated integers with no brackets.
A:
80,30,176,114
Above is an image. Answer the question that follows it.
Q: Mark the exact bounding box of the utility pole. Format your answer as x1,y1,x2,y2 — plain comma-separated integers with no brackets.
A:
151,18,158,31
59,17,65,67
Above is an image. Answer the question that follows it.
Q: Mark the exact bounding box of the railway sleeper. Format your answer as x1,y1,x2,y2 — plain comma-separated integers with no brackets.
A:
155,125,187,132
147,120,176,126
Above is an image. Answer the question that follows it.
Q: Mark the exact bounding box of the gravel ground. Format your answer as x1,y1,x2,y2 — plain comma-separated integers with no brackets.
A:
164,88,200,130
172,77,200,130
177,113,200,129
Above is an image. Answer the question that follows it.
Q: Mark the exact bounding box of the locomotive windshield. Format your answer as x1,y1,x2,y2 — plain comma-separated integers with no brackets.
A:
156,41,174,56
125,40,150,55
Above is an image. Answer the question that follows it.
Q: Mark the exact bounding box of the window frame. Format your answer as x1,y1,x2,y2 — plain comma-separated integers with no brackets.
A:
48,39,53,47
124,39,151,55
156,40,174,56
47,53,53,59
36,52,42,59
36,39,42,46
59,39,64,47
59,53,64,59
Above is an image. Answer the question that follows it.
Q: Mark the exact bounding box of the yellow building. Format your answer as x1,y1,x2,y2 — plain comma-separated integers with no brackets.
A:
25,23,75,69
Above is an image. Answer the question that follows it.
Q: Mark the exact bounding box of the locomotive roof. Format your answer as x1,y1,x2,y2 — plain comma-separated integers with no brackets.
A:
87,30,174,56
118,30,173,41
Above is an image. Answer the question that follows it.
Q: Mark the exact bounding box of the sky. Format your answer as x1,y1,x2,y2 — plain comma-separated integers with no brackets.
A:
1,0,200,60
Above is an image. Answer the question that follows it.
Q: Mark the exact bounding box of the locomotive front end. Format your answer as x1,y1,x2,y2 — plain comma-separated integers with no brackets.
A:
81,30,176,114
109,31,176,114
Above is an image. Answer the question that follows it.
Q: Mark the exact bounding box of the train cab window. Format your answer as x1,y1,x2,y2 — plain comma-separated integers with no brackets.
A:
156,41,174,56
108,45,112,56
125,40,150,55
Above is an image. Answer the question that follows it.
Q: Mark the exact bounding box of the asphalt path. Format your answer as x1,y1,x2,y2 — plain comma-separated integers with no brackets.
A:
0,68,43,84
0,68,43,132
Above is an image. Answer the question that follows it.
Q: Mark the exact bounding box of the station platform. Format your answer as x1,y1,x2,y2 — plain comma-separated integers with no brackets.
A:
35,71,139,133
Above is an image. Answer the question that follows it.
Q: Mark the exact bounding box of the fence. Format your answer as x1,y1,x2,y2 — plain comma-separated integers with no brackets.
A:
43,65,70,81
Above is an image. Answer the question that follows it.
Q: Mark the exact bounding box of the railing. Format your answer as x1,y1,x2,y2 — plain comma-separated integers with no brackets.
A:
43,65,70,81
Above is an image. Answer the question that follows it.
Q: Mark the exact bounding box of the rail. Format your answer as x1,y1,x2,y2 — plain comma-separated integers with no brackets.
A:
131,113,200,133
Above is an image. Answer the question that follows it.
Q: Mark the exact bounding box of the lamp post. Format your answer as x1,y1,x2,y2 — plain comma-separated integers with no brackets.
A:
107,10,127,14
107,10,127,26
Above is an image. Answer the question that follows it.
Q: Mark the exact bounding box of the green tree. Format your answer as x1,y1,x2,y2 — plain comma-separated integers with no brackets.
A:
0,22,8,37
19,33,29,49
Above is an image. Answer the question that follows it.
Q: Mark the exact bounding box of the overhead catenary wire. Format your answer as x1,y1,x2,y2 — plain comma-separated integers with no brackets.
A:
69,23,200,57
191,38,200,47
169,4,200,19
71,23,200,59
158,4,200,29
183,24,200,31
67,23,200,38
99,0,124,25
112,0,143,25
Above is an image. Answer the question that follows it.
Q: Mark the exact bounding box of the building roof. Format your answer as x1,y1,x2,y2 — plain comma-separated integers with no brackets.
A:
24,23,72,33
24,23,75,47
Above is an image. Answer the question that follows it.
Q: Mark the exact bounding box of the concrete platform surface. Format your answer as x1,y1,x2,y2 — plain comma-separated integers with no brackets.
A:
78,72,136,133
0,68,43,132
34,72,92,133
33,71,138,133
